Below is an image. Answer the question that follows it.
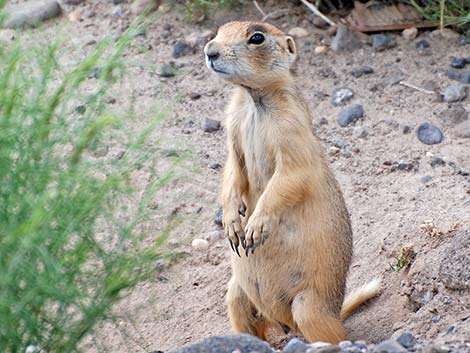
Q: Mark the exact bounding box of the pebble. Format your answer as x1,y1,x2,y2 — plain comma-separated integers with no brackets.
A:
62,0,84,4
443,84,467,102
74,105,86,115
373,340,407,353
402,125,411,134
330,87,354,107
202,117,221,132
415,39,430,50
189,92,201,100
186,30,214,47
331,24,361,52
373,34,397,51
353,126,368,139
214,207,223,226
416,123,443,145
397,332,416,349
454,120,470,138
131,0,160,15
384,70,405,86
3,0,61,28
439,104,468,127
446,70,470,84
430,156,446,167
459,35,470,46
402,27,418,40
111,6,123,17
172,40,193,58
288,27,309,38
351,66,374,78
421,175,432,184
158,64,177,77
283,338,309,353
191,238,209,250
312,16,329,29
314,46,327,54
450,57,468,69
338,104,364,127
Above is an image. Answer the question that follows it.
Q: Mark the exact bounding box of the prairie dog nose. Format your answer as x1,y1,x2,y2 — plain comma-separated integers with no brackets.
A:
204,41,220,61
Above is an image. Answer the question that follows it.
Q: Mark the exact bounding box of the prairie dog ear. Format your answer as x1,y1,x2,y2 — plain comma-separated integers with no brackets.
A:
285,36,297,65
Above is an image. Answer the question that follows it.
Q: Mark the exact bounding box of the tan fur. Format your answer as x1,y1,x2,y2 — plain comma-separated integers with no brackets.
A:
204,21,380,344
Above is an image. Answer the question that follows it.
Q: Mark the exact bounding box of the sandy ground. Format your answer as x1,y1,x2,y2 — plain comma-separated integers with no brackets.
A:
4,1,469,352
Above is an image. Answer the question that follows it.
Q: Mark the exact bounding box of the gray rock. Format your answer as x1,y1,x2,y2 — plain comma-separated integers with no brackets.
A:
202,117,221,132
439,230,470,290
283,338,309,353
373,340,407,353
315,346,342,353
172,40,193,58
159,64,177,77
351,66,374,78
397,332,416,349
446,70,470,84
373,34,396,51
168,334,274,353
3,0,61,29
384,70,405,86
421,175,432,184
454,120,470,138
439,104,468,127
312,16,329,29
331,24,361,52
416,39,430,49
353,126,368,139
62,0,84,4
443,84,467,102
416,123,443,145
430,156,446,167
450,57,468,69
214,207,223,226
338,104,364,127
330,87,354,107
459,36,470,46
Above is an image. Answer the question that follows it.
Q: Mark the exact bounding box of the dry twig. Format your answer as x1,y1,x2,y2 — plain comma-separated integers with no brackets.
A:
299,0,336,27
253,1,289,22
399,81,435,95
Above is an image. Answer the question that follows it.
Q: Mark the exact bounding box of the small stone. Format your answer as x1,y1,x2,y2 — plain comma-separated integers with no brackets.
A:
331,24,361,52
3,0,61,29
283,338,309,353
332,137,346,148
423,80,439,92
439,104,468,127
353,126,368,139
421,175,432,184
288,27,309,38
328,146,340,156
338,104,364,127
454,120,470,138
373,34,397,51
210,163,221,170
189,92,201,100
416,39,430,50
314,46,327,54
443,84,467,102
202,117,221,132
63,0,84,4
191,238,209,251
402,125,411,134
384,70,405,86
172,40,193,59
315,346,342,353
430,156,445,167
450,57,467,69
459,36,470,46
214,207,223,226
423,346,447,353
330,87,354,107
185,30,214,47
431,28,460,39
402,27,418,40
373,340,407,353
397,332,416,349
111,6,123,17
312,16,329,29
416,123,443,145
131,0,160,15
168,334,274,353
0,29,15,42
74,105,86,115
446,70,470,84
158,64,177,77
206,230,222,242
397,160,414,171
351,66,374,78
111,0,124,4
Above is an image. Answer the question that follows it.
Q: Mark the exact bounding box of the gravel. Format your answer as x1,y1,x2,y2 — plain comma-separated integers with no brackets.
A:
416,123,443,145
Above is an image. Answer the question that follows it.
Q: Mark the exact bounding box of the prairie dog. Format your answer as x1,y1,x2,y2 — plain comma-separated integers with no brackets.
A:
204,21,380,344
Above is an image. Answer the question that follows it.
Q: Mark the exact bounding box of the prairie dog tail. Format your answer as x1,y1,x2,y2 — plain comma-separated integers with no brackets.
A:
340,278,381,321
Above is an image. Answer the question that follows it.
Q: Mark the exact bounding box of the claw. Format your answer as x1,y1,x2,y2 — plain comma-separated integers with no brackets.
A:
241,238,247,250
239,202,247,217
235,243,241,257
245,245,250,257
251,245,256,254
229,239,235,252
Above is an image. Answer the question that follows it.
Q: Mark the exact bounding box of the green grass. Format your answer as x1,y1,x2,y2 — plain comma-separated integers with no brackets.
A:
0,9,173,353
184,0,241,18
405,0,470,29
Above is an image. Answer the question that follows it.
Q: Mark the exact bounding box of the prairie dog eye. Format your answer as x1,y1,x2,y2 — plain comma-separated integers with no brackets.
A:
248,33,265,45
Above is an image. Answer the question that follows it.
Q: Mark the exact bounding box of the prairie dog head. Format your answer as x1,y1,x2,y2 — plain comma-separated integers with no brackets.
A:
204,21,297,89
